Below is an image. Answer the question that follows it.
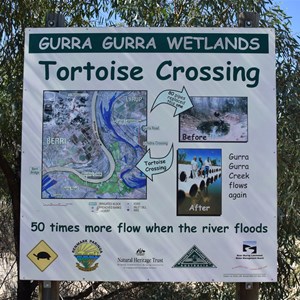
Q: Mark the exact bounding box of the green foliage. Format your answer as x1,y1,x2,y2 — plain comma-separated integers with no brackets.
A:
178,151,187,163
111,0,277,27
111,1,300,298
275,20,300,300
0,0,112,167
0,1,113,299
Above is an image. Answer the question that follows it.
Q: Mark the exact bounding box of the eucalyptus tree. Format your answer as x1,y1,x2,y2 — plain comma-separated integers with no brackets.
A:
109,1,300,299
0,1,112,298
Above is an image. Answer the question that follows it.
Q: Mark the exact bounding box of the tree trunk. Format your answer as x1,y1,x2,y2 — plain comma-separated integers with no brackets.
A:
18,280,36,300
236,283,259,300
0,150,38,298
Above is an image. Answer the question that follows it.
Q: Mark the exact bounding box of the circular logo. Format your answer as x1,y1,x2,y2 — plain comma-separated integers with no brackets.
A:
73,240,102,271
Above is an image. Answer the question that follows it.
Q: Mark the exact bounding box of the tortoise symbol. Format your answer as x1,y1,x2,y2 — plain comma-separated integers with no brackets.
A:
33,251,51,260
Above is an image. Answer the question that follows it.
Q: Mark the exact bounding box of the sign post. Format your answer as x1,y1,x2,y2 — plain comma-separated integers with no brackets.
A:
20,27,277,284
37,12,65,299
38,281,59,300
236,13,261,300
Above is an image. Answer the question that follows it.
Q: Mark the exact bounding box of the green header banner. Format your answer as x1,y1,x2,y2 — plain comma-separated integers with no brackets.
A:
29,33,269,53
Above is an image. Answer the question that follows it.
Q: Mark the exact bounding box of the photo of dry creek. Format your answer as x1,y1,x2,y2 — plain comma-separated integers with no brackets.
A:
180,96,248,142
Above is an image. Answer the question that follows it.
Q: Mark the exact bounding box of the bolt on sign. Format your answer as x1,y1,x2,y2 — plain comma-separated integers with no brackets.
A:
20,27,277,282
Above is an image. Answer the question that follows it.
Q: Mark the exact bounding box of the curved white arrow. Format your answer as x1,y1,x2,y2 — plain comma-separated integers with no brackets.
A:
136,144,174,181
151,86,193,116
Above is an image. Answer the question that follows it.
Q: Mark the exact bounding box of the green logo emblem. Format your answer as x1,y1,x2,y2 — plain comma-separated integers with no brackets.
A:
73,240,102,271
173,245,216,268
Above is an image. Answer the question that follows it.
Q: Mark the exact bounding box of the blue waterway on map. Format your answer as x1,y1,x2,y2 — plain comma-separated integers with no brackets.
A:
98,92,146,189
42,175,56,198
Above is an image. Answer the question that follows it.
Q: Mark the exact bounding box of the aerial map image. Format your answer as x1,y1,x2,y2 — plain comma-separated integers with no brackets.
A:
42,90,147,199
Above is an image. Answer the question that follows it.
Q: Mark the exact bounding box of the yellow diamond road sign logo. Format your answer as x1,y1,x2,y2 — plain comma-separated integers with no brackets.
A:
27,240,58,271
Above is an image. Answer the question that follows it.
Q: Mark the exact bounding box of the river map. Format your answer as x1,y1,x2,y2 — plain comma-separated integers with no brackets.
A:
42,90,147,199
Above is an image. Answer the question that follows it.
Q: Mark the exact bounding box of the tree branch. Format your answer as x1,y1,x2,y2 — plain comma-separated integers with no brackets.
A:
63,282,102,300
97,282,151,300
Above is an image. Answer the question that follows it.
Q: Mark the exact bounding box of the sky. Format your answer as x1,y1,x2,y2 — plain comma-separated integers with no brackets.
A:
108,1,299,38
178,149,222,165
279,0,300,37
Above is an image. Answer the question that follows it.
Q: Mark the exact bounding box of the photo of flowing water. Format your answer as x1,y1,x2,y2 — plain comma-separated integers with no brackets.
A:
177,149,222,216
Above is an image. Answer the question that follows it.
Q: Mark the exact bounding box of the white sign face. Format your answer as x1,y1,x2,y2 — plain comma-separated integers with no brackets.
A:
20,27,277,282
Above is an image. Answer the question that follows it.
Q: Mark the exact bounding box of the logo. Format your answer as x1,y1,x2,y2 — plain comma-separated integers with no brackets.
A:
27,240,58,271
73,240,102,271
243,241,257,254
117,248,164,270
229,241,268,275
173,245,216,268
236,241,264,260
136,248,146,256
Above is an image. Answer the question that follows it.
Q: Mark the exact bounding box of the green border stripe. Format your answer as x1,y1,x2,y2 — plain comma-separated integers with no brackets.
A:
29,33,269,53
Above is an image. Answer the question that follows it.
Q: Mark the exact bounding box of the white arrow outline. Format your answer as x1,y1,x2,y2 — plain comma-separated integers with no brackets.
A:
136,144,174,181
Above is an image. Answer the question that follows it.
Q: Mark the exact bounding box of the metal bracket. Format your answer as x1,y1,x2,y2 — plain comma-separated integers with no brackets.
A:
43,281,52,289
45,12,65,27
238,12,260,27
245,282,253,290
